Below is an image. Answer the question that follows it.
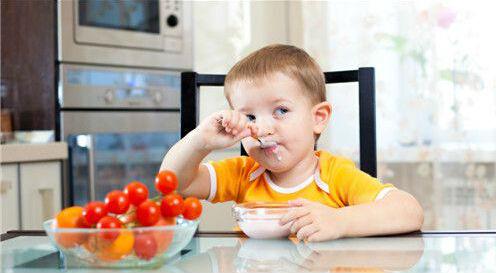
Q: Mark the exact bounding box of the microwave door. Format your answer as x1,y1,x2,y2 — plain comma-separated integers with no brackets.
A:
75,0,163,50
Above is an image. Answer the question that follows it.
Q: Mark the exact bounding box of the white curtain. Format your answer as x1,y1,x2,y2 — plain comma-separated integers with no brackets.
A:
194,0,496,230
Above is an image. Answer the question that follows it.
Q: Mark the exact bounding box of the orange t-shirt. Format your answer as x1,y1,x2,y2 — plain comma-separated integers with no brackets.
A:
203,150,394,207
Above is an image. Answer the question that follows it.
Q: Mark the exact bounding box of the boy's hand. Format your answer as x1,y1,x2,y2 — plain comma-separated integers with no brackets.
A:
193,110,254,151
280,198,346,242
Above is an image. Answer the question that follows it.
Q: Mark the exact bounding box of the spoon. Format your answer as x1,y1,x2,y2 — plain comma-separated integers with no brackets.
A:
216,117,280,159
254,137,277,149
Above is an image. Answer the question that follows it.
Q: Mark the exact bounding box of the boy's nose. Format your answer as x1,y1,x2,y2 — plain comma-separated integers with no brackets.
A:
254,118,275,138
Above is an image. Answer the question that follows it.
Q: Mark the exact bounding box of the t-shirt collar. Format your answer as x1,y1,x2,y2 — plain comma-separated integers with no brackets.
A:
248,158,330,194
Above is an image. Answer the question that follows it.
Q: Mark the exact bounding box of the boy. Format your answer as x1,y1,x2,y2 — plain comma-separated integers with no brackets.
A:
161,44,423,242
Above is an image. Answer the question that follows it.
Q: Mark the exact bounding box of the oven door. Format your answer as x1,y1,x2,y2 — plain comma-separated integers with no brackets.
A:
62,111,180,205
74,0,165,50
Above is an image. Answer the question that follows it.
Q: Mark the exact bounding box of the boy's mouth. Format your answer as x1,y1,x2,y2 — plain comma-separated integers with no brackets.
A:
262,144,282,161
254,138,282,161
263,145,278,153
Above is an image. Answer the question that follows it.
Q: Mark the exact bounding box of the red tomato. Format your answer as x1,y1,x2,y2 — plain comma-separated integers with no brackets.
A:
182,197,202,220
96,216,122,241
123,181,149,206
136,200,160,226
154,170,178,195
133,233,157,260
105,190,130,214
160,193,184,218
83,201,108,225
152,217,175,253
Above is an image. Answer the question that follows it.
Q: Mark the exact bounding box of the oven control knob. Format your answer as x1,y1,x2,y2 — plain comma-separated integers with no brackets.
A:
166,14,179,27
104,89,114,104
153,91,163,104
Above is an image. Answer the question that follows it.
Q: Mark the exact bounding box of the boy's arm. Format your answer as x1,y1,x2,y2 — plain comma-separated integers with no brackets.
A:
160,129,212,199
281,189,424,241
337,189,424,237
160,110,253,199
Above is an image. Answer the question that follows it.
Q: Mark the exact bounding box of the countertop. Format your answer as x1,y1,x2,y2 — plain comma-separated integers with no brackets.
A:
1,230,496,272
0,142,68,163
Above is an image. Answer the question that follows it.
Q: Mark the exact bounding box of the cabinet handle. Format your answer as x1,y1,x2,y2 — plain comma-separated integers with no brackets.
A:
0,180,12,194
38,188,54,220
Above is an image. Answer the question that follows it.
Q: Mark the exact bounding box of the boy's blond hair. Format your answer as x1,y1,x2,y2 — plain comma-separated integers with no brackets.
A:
224,44,326,105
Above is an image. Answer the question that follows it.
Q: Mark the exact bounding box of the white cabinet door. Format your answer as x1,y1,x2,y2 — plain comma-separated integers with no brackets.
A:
20,162,62,230
1,164,20,232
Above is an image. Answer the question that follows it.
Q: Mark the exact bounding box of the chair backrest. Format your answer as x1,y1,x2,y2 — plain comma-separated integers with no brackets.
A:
180,68,377,177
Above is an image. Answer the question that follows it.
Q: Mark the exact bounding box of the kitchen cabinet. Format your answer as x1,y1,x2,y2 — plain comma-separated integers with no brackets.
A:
1,162,62,231
1,164,20,233
1,0,56,130
19,162,61,230
1,142,67,232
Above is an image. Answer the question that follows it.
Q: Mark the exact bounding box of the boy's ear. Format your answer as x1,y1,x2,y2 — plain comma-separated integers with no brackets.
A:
312,101,332,134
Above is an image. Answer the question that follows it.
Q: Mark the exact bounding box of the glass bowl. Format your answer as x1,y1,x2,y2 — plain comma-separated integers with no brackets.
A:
232,202,292,239
43,217,198,268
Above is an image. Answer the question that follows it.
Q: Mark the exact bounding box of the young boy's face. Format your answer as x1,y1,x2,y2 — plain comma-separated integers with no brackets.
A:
228,72,329,172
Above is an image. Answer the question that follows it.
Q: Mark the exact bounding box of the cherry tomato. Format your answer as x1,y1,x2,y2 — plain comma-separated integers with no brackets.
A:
54,206,89,248
133,233,157,260
105,190,130,214
154,170,178,195
83,201,108,225
96,216,122,241
55,206,85,228
95,230,134,261
152,217,175,253
136,200,160,226
182,197,202,220
160,193,184,218
123,181,149,206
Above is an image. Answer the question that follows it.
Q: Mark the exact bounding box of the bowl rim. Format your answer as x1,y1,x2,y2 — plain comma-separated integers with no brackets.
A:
233,201,292,210
232,202,292,221
43,218,199,233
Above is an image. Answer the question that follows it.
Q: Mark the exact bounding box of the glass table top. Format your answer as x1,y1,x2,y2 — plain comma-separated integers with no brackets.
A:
1,233,495,273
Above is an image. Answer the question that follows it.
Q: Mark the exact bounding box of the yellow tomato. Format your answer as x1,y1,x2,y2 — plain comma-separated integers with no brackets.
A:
55,206,84,228
96,230,134,262
54,206,88,248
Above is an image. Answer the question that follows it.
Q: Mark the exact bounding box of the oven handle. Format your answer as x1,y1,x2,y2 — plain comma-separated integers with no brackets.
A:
87,135,96,201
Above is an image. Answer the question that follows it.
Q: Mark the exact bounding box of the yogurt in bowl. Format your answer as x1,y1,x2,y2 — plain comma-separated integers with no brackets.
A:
232,202,292,239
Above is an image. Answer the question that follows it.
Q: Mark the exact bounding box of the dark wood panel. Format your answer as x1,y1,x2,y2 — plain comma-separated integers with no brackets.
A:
1,0,55,130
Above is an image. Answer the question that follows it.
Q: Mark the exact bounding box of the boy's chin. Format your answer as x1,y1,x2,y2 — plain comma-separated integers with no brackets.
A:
253,156,290,172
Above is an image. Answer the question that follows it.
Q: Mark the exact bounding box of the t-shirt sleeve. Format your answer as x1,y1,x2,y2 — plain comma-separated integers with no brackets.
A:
202,156,253,203
331,160,395,206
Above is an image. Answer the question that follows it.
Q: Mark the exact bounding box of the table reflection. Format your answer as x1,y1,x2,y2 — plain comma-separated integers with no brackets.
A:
175,236,425,273
3,233,496,272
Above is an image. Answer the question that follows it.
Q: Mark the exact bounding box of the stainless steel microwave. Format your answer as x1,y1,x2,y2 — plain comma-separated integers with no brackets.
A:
58,0,193,69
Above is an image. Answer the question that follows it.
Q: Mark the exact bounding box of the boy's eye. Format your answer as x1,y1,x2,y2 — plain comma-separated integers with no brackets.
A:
246,114,256,121
274,107,288,116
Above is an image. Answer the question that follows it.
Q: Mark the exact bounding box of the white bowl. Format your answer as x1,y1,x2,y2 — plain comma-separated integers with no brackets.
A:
232,202,292,239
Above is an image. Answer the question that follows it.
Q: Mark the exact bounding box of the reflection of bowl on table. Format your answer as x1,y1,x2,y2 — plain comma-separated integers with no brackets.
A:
43,217,198,268
235,239,303,273
232,202,292,239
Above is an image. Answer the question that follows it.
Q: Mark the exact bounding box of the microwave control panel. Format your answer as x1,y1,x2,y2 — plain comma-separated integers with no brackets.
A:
163,0,183,53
